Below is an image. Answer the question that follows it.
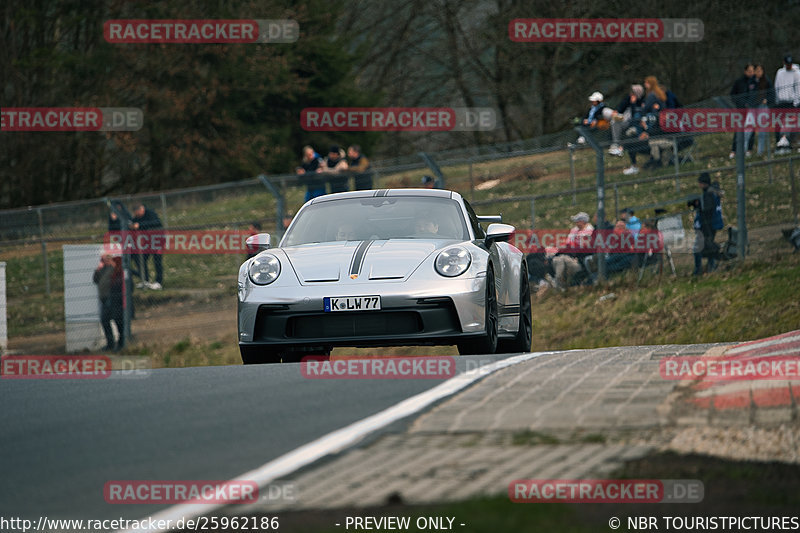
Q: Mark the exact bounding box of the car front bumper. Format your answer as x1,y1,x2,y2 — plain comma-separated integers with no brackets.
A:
238,277,487,350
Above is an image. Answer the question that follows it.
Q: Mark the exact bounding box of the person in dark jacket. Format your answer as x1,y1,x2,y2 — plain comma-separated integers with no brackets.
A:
107,200,141,282
690,172,720,275
348,145,373,190
323,145,350,193
730,64,757,157
609,84,645,156
751,65,775,155
93,253,125,350
131,203,164,289
296,145,327,201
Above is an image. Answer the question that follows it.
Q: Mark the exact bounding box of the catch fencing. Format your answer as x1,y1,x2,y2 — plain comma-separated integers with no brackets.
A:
2,96,799,356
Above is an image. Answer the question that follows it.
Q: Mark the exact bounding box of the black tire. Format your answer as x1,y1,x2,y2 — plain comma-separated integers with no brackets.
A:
240,345,281,365
497,263,532,354
458,267,498,355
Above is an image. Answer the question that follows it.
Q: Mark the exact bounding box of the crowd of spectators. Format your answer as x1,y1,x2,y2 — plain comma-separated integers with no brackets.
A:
295,144,374,201
576,55,800,172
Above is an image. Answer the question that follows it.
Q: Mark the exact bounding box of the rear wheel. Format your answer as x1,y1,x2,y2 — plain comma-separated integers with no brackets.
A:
240,345,281,365
458,267,498,355
497,263,532,354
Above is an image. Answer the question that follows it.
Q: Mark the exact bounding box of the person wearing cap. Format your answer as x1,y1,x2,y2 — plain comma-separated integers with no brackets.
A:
609,84,645,157
774,55,800,152
322,145,350,193
421,175,437,189
551,212,594,290
583,92,607,128
619,207,641,235
689,172,720,275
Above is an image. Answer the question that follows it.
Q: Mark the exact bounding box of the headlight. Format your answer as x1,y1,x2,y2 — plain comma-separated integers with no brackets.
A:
435,246,471,277
248,254,281,285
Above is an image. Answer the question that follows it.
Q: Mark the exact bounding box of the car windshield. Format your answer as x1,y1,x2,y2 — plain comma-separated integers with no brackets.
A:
283,196,470,246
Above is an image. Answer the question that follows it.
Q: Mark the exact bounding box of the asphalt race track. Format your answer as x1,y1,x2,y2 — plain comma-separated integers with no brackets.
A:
0,355,516,521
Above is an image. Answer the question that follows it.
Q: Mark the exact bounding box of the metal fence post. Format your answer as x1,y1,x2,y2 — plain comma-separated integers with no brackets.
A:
791,157,799,225
469,161,474,200
257,175,286,240
767,138,773,185
106,200,133,346
37,208,50,295
576,126,606,281
0,261,7,354
736,132,747,259
569,145,577,205
530,198,535,230
613,184,619,220
160,193,168,229
672,137,680,193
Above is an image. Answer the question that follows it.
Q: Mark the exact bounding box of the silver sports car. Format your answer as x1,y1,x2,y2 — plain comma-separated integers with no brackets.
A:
237,188,531,363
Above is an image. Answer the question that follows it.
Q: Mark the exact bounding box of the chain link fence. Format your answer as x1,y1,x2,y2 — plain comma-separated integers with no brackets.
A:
2,98,799,357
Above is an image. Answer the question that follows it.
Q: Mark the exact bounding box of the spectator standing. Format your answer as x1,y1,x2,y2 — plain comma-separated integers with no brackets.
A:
774,55,800,153
690,172,720,275
296,145,326,201
322,145,350,193
729,64,756,158
609,84,644,157
550,212,594,290
93,253,125,351
130,203,164,290
751,65,775,155
347,145,373,190
108,200,141,282
108,200,131,231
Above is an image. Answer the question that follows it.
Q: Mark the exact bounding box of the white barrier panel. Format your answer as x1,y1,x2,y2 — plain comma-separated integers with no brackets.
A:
63,245,105,353
0,261,7,354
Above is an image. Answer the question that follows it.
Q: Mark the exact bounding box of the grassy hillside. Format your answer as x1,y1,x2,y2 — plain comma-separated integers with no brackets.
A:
2,131,799,364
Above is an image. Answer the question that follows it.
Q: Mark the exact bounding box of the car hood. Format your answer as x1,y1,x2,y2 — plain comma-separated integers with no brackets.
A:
282,239,459,283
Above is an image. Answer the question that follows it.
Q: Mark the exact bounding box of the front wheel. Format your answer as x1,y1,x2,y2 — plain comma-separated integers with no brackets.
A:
458,267,498,355
497,263,532,354
240,345,282,365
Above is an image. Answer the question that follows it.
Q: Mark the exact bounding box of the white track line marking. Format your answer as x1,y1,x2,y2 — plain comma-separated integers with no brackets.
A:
120,351,558,533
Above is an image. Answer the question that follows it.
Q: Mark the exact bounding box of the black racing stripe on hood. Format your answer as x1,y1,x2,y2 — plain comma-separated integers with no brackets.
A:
349,240,374,276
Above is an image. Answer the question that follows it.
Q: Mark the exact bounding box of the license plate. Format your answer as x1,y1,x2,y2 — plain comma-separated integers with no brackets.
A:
324,295,381,312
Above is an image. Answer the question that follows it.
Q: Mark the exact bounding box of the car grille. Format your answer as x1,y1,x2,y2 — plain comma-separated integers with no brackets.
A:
286,312,422,338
